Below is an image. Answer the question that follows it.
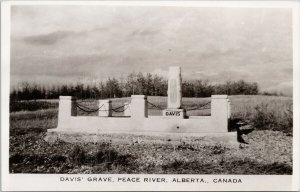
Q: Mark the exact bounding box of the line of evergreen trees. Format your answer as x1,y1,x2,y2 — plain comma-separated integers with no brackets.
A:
10,72,259,101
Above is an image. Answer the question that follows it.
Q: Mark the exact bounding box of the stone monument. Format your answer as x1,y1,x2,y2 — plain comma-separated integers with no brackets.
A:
163,66,186,118
47,65,236,145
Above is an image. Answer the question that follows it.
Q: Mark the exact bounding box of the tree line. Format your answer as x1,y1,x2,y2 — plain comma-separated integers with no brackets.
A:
10,72,259,101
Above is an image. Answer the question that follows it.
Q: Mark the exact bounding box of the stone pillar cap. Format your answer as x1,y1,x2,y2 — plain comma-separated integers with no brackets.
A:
59,96,76,100
211,95,228,99
131,95,147,99
99,99,112,103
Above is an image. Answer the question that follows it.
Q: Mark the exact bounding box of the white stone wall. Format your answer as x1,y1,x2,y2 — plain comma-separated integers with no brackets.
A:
53,66,232,135
55,95,231,134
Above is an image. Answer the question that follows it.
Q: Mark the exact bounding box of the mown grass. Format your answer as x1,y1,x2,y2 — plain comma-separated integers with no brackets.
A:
9,95,293,174
10,100,58,112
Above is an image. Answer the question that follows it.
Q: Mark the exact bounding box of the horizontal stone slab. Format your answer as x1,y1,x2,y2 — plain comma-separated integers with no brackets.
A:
131,95,147,99
59,96,76,100
99,100,111,103
51,114,230,134
211,95,228,99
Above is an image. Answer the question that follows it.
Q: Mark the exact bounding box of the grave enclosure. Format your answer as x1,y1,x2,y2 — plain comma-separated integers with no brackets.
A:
47,67,237,144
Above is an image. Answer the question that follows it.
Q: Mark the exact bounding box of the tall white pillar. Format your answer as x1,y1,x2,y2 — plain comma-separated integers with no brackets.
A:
163,66,185,118
211,95,228,132
57,96,77,129
130,95,148,119
167,66,182,109
227,98,231,119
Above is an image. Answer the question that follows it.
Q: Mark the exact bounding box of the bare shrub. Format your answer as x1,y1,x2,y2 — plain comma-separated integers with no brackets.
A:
279,104,293,135
94,148,131,166
210,144,228,155
251,104,277,129
94,149,118,164
69,146,86,165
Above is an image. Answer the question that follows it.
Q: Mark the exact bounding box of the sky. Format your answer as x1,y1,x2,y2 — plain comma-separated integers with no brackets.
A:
11,6,293,95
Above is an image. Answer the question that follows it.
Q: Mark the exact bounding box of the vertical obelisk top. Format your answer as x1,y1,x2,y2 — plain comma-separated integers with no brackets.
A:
167,66,182,109
169,66,181,74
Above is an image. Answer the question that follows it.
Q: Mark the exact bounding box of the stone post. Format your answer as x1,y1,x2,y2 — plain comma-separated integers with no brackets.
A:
98,100,112,117
58,96,77,128
211,95,228,132
124,102,131,116
227,98,231,119
130,95,148,119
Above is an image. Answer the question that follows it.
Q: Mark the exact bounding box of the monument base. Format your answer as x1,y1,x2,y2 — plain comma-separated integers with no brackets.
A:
163,109,186,118
45,130,238,147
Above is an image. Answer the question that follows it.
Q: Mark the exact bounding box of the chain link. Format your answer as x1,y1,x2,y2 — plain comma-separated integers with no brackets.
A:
184,101,211,111
146,101,165,110
76,100,211,113
112,104,130,113
76,102,130,113
147,100,211,111
75,103,104,113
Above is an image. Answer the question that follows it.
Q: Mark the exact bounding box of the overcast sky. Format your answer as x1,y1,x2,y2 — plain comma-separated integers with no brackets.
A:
11,6,292,95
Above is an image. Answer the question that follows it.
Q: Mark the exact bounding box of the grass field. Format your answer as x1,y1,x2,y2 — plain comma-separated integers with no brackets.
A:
9,95,293,174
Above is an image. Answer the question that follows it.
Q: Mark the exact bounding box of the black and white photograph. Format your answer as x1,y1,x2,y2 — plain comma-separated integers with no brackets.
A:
1,0,299,191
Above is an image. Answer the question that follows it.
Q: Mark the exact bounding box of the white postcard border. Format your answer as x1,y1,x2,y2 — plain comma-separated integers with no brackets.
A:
1,1,299,191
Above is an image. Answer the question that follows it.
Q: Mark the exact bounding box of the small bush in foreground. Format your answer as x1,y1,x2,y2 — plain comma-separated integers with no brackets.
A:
94,149,119,164
69,146,86,165
251,104,277,129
